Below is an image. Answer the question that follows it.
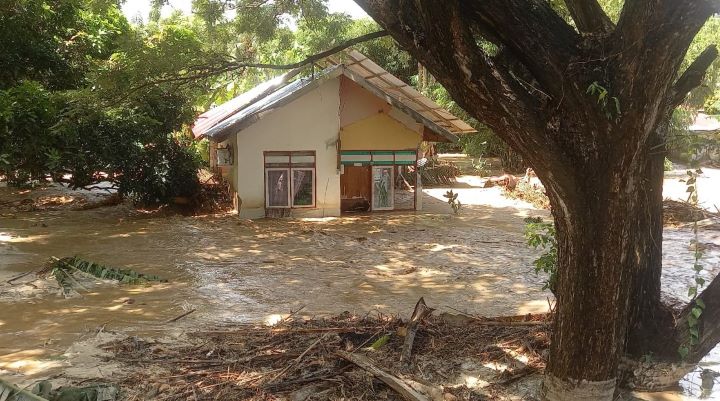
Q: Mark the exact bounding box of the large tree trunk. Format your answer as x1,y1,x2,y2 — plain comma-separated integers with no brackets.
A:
540,147,658,400
353,1,720,399
624,132,677,360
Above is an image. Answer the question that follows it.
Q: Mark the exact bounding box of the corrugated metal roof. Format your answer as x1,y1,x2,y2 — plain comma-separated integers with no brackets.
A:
322,50,477,135
192,50,476,142
200,66,343,141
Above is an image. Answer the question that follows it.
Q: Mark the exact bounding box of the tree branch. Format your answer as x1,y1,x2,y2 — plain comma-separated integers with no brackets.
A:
669,44,719,108
563,0,614,34
119,30,388,100
355,0,579,183
463,0,580,100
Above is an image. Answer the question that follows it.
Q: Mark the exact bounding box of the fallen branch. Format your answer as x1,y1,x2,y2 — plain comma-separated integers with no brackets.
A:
338,351,432,401
166,309,196,323
401,297,434,365
6,270,34,284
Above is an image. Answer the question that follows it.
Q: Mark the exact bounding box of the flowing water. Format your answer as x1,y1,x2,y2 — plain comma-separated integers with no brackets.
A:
0,174,719,399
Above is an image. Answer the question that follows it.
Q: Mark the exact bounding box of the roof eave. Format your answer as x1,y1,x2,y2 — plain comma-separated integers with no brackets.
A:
339,66,461,143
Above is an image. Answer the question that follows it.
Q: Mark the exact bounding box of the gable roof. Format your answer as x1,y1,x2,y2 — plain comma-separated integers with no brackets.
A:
322,50,476,136
192,50,476,142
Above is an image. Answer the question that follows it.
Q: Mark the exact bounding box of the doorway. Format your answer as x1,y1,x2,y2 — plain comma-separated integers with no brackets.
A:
340,165,371,213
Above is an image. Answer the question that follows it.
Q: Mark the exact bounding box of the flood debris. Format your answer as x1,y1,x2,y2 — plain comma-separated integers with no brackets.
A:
103,302,550,401
0,379,118,401
39,256,166,297
400,297,434,366
165,308,196,323
663,199,716,226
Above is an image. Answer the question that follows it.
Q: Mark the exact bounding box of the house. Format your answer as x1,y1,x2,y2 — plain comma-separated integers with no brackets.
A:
192,50,476,218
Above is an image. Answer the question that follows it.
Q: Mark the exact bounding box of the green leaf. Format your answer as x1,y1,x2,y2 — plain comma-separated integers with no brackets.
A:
368,334,391,350
688,286,698,298
695,277,705,287
678,345,690,359
691,306,703,319
690,326,700,339
696,299,706,309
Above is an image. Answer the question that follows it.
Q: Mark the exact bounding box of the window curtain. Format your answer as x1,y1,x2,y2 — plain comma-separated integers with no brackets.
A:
292,170,306,198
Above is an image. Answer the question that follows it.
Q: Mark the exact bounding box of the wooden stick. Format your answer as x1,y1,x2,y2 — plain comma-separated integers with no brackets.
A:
6,270,34,284
401,297,434,365
337,351,431,401
166,309,196,323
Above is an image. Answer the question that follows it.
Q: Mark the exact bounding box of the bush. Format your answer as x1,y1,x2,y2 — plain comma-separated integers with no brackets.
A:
1,85,202,205
53,92,201,205
0,81,62,185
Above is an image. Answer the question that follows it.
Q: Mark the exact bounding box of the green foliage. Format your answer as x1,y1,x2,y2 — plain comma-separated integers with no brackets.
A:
0,81,62,185
524,217,557,294
458,132,488,159
0,1,201,204
664,157,674,172
443,190,462,214
678,168,707,359
586,81,621,121
51,256,166,296
57,256,166,283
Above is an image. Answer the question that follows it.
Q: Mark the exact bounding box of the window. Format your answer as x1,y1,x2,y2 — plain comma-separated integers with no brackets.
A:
264,151,316,208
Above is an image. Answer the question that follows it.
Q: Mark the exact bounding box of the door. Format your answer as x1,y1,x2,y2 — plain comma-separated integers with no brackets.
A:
340,165,371,212
372,166,394,211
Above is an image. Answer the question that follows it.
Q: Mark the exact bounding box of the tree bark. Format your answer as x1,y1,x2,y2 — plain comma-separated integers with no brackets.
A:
624,131,677,360
353,0,720,399
540,148,657,400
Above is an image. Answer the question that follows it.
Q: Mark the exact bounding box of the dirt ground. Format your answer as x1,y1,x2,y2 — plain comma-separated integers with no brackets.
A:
1,165,719,400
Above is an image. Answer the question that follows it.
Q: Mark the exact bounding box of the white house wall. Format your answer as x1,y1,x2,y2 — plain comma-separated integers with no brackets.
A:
233,79,341,218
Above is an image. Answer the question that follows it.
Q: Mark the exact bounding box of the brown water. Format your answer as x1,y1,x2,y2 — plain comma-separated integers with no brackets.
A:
0,185,550,378
1,182,719,400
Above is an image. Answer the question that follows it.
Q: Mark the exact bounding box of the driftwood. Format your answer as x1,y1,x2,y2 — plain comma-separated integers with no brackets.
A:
6,270,34,284
401,297,434,365
338,351,432,401
166,309,196,323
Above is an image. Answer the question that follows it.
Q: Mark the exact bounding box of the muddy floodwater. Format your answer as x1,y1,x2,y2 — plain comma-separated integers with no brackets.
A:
1,170,719,400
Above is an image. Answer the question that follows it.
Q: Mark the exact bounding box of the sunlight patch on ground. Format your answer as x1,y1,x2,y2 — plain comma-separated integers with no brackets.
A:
300,217,339,222
463,375,491,388
0,234,48,243
264,314,287,326
0,349,64,375
516,299,551,315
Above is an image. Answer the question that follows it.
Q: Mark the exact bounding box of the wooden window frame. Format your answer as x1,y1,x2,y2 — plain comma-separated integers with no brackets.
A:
263,151,317,209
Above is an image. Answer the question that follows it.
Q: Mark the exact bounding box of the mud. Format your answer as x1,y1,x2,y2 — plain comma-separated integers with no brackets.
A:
1,167,719,400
